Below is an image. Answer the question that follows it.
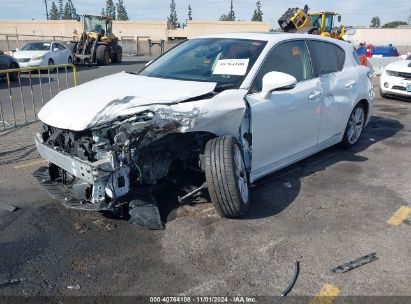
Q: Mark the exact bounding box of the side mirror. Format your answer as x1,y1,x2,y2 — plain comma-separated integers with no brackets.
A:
145,60,153,67
338,15,342,22
260,71,297,99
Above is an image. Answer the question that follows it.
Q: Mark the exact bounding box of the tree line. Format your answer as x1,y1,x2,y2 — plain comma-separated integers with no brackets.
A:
370,16,410,28
47,0,266,25
168,0,264,28
49,0,129,20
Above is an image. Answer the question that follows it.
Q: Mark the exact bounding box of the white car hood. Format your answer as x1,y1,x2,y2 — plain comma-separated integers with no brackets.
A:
38,72,217,131
385,60,411,73
13,50,48,59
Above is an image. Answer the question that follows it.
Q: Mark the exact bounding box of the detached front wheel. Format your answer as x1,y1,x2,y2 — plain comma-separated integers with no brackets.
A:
204,136,250,218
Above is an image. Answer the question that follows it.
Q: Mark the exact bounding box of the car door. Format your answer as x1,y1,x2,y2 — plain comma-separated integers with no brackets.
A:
307,40,356,144
51,43,62,64
57,43,69,63
246,40,323,180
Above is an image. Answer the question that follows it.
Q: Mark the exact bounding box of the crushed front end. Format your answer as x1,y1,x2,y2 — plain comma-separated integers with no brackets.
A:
34,107,207,230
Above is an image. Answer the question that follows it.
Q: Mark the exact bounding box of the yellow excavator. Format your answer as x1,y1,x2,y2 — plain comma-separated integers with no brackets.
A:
278,5,346,40
67,14,122,65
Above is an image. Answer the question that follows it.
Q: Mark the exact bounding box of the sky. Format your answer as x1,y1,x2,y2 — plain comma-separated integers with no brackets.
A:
0,0,410,27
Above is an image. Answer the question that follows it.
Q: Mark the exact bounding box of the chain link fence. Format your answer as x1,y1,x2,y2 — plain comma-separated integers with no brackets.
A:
0,33,184,57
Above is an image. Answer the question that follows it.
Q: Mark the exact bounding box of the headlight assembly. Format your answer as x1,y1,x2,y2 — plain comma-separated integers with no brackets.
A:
31,55,45,61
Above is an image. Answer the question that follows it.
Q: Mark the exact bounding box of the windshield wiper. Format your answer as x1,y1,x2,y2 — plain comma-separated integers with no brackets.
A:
214,83,236,92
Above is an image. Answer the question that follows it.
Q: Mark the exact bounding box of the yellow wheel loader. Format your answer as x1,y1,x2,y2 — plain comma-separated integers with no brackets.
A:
278,5,346,40
68,14,122,65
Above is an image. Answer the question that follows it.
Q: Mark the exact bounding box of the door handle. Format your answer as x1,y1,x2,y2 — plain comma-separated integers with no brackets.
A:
345,80,356,88
308,91,322,100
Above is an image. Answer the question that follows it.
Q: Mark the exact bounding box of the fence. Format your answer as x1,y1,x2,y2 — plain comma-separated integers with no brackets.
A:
0,64,77,131
0,33,183,57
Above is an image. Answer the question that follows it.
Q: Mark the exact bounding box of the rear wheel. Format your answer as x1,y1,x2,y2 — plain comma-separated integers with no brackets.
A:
340,104,366,148
8,62,19,82
204,136,250,218
48,58,55,73
112,45,122,63
96,45,110,65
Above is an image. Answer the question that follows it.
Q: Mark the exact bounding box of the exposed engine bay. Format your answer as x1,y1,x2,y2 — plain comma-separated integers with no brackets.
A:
35,108,219,229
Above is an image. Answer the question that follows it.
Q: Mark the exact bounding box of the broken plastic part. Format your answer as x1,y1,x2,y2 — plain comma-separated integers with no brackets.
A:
331,253,378,274
129,199,164,230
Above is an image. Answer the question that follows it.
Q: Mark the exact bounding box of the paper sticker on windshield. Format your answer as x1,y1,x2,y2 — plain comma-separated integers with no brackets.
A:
213,59,249,76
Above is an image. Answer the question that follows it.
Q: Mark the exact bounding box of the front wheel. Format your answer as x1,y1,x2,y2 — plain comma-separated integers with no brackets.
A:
340,104,366,148
96,45,110,65
204,136,250,218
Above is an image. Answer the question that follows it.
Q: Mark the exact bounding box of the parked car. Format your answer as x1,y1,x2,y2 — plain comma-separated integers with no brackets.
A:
380,54,411,98
0,50,19,81
34,33,374,229
13,41,72,68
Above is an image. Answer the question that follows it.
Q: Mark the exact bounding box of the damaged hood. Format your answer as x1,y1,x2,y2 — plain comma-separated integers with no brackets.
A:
38,72,217,131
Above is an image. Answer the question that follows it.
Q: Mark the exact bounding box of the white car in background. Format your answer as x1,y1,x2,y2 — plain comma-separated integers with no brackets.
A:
34,33,374,229
380,54,411,98
13,41,72,68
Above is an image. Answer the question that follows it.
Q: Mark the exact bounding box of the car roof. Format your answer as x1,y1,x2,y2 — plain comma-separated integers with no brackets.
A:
193,32,352,50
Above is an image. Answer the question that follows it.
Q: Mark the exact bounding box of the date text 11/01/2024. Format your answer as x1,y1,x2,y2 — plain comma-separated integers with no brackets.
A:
149,296,257,303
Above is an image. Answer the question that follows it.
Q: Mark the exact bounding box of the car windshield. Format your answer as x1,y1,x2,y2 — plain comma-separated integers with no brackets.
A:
139,38,267,89
20,42,51,51
406,55,411,60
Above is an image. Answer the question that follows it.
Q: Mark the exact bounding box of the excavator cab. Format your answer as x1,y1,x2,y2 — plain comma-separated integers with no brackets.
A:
308,12,345,39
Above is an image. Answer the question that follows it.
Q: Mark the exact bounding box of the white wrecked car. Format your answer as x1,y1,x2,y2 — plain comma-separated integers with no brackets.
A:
34,33,374,229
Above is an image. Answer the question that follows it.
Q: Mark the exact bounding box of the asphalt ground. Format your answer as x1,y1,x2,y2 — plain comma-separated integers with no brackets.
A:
0,59,410,300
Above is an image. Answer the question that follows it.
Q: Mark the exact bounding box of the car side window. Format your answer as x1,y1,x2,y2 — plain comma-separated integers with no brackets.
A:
308,40,344,76
57,43,66,50
251,40,313,93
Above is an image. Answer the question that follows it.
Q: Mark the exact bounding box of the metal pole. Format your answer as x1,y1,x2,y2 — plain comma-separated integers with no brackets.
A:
48,69,53,99
38,69,45,106
29,71,37,119
17,72,27,124
6,73,16,127
44,0,49,20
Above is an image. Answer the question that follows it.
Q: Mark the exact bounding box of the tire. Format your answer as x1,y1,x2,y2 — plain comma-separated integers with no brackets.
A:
8,62,19,82
96,44,110,65
112,45,122,63
48,59,55,73
204,136,250,218
340,103,366,148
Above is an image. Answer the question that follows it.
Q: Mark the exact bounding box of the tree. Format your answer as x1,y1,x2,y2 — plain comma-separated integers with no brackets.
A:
58,0,64,19
168,0,179,28
50,2,60,20
62,0,77,20
370,16,380,28
220,0,235,21
105,0,116,20
188,4,193,21
101,8,105,16
382,21,408,28
116,0,129,20
251,1,263,21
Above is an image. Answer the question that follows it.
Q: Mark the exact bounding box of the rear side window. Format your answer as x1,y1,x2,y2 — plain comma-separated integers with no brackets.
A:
308,40,345,75
353,50,362,65
251,40,313,92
